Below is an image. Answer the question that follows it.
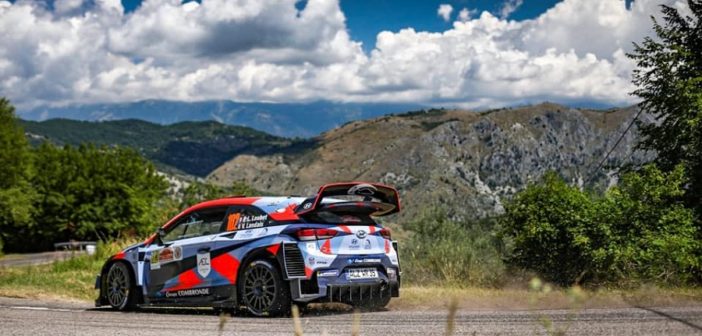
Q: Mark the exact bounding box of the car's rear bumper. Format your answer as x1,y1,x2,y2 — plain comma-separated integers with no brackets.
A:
289,263,400,303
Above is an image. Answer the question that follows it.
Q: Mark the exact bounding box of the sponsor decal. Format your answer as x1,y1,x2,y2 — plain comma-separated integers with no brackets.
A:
364,239,372,250
237,214,267,229
239,229,255,239
197,252,211,277
165,288,210,298
256,227,269,237
355,230,367,239
308,257,315,265
349,258,382,264
318,270,339,277
302,202,312,209
349,238,360,250
150,246,183,269
316,260,329,265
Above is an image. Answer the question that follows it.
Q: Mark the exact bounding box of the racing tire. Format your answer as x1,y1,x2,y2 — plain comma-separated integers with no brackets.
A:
239,259,291,317
105,262,138,311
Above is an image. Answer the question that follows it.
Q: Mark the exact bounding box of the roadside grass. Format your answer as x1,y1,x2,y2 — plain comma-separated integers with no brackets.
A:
0,240,132,302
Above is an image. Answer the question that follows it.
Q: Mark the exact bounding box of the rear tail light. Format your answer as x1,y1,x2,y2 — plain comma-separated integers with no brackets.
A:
315,228,337,240
379,228,392,240
296,229,317,241
295,228,338,241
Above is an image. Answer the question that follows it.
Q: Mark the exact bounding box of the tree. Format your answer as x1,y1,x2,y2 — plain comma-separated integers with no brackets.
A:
502,168,700,286
593,165,699,284
24,144,169,250
0,98,35,254
628,1,702,212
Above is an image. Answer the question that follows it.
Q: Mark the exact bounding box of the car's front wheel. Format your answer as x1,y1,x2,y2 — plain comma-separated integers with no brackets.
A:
105,262,137,310
239,259,291,317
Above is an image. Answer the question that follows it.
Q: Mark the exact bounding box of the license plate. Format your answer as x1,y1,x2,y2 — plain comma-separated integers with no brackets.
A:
346,268,378,280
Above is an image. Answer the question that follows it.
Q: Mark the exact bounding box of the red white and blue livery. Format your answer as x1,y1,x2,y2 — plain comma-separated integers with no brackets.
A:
95,182,401,316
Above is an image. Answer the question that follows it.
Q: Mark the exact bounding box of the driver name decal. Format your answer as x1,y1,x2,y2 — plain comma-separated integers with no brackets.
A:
236,214,267,229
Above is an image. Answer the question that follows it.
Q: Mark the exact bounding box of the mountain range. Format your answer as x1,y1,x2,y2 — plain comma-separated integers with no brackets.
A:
20,100,423,138
206,103,652,222
22,103,652,222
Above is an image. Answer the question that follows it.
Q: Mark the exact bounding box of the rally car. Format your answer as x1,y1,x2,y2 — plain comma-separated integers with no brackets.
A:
95,182,401,316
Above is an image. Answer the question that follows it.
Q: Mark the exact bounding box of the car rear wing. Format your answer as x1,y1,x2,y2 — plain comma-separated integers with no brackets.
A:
296,182,401,217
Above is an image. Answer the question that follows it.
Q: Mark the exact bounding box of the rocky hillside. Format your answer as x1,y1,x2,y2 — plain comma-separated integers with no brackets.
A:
207,103,653,222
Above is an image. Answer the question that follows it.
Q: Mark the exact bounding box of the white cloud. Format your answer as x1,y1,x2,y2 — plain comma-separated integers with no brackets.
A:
437,4,453,22
499,0,523,19
0,0,689,110
458,8,478,22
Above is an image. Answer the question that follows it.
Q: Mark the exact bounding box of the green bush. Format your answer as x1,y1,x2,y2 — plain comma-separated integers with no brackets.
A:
403,207,505,287
501,172,596,285
591,165,700,285
502,165,700,286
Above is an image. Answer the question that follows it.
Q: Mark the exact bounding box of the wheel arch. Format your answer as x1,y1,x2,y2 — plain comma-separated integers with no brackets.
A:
237,245,285,284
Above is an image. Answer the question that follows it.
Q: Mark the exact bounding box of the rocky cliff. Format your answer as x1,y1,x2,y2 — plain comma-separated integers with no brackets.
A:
207,103,653,222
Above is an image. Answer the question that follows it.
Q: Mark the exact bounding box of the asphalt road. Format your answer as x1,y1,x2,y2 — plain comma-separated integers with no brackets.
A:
1,297,702,335
0,251,85,267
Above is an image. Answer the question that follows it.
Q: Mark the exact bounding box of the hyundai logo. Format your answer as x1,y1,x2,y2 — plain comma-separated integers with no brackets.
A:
356,230,367,239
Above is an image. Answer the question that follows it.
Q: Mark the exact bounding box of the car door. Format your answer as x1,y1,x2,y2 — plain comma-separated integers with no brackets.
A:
146,206,228,301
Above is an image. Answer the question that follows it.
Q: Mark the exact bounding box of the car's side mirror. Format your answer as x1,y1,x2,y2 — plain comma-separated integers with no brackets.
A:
156,228,167,245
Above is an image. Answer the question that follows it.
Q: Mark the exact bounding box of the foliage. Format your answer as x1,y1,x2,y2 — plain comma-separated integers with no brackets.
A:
628,1,702,213
13,143,169,251
502,166,700,286
592,165,699,284
501,172,595,285
0,99,170,252
0,98,36,254
178,180,263,210
403,207,505,287
20,118,307,176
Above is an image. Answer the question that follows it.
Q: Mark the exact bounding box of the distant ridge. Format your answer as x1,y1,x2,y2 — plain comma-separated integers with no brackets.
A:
20,118,310,177
20,100,425,138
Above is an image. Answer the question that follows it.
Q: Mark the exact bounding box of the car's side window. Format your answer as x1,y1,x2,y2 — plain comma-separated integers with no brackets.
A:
222,206,269,231
162,207,228,242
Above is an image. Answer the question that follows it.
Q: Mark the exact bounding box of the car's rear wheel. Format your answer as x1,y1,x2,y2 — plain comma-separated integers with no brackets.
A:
105,262,137,310
239,260,291,317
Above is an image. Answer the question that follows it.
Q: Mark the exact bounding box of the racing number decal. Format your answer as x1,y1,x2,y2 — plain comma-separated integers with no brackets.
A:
226,213,241,231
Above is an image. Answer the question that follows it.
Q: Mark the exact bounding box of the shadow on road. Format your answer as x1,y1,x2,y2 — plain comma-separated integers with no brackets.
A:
88,303,388,318
634,305,702,332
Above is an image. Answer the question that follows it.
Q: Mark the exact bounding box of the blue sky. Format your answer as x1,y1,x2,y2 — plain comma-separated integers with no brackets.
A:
0,0,673,109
